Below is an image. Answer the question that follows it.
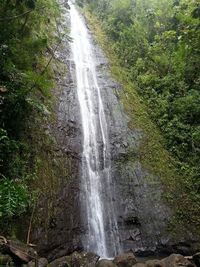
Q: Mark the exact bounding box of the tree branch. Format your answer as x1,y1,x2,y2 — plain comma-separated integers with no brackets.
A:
0,9,34,21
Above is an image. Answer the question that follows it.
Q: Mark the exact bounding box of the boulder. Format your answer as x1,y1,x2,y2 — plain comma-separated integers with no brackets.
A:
161,254,195,267
28,258,48,267
49,256,71,267
1,238,37,263
71,251,100,267
113,252,137,267
96,259,117,267
193,252,200,267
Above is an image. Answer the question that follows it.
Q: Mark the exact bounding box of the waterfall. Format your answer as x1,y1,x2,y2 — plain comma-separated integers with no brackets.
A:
69,1,121,258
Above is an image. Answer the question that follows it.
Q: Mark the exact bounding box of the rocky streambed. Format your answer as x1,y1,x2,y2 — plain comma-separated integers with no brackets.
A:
1,247,200,267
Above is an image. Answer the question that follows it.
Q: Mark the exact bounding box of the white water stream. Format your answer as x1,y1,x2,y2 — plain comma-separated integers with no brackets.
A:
69,1,120,258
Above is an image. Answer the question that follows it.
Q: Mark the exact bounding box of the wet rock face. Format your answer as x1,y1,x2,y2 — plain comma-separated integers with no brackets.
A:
113,162,171,254
30,7,84,260
93,43,172,254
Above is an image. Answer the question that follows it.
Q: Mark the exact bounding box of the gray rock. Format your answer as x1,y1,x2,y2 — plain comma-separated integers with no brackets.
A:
49,256,71,267
161,254,195,267
71,251,100,267
113,252,137,267
38,258,48,267
28,258,48,267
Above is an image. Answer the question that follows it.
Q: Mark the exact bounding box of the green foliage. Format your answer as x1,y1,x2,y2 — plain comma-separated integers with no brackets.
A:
0,179,29,218
0,0,60,219
83,0,200,232
0,128,36,222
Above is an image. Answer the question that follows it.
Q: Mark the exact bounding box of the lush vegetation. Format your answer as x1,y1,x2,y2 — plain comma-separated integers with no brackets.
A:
0,0,60,220
78,0,200,231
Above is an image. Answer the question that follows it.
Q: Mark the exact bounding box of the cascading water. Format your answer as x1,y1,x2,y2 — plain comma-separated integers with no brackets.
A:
69,1,121,258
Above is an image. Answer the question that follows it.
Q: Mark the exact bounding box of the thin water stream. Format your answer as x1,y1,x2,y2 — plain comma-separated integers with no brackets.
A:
69,1,120,258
